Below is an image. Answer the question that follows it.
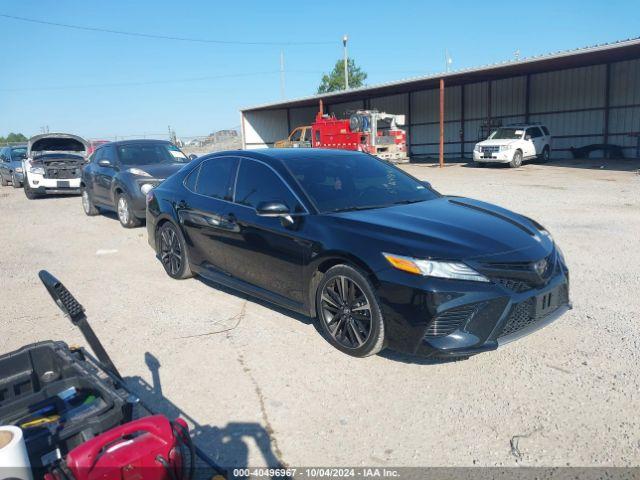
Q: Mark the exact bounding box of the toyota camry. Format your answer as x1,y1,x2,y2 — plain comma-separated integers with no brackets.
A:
146,149,571,358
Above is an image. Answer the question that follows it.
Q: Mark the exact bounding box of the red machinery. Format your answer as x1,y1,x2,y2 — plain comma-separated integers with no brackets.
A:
45,416,193,480
311,101,407,161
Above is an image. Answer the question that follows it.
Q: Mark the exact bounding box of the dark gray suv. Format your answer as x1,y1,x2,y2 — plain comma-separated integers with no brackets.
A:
0,144,27,188
80,140,190,228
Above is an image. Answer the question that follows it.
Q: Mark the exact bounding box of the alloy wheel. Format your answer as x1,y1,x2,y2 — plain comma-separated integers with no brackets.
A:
160,226,182,276
117,197,130,225
82,190,91,214
320,275,373,349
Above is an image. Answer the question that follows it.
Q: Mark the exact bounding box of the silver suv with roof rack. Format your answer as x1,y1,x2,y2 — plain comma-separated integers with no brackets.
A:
473,123,551,168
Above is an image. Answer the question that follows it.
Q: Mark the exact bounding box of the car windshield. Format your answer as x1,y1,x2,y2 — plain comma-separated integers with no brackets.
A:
117,143,188,166
282,152,439,213
490,128,524,140
11,147,27,160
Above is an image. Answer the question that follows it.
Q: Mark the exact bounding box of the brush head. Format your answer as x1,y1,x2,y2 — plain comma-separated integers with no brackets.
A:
39,270,86,324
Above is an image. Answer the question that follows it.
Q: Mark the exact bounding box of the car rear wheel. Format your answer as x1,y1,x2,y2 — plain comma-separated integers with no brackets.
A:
116,193,141,228
158,222,192,279
81,187,99,216
316,264,385,357
539,146,550,163
509,150,523,168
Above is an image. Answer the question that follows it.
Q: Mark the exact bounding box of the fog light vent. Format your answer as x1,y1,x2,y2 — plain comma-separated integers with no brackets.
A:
425,303,481,339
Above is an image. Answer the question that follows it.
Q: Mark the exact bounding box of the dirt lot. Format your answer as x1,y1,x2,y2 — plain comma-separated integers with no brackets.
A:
1,158,639,469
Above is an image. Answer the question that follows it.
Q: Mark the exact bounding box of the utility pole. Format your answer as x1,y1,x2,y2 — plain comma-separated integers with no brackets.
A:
280,51,286,99
445,49,452,73
343,34,349,90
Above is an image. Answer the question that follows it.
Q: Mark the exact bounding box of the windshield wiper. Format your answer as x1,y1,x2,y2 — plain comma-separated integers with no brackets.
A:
331,204,386,213
391,199,425,206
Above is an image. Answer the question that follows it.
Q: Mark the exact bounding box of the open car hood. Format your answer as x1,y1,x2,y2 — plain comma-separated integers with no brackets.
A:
28,133,88,156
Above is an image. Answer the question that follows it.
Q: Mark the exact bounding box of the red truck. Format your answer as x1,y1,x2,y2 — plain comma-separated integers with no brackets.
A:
275,101,408,162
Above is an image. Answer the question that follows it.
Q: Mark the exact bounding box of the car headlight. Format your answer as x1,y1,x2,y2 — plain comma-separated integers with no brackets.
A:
127,168,151,177
29,166,45,175
500,144,513,151
474,145,481,152
140,183,154,195
382,253,490,282
15,167,23,173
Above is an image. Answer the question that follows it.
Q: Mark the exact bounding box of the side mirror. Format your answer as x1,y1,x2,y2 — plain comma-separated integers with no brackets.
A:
256,201,290,217
525,135,532,141
421,180,432,189
188,154,198,161
98,159,112,168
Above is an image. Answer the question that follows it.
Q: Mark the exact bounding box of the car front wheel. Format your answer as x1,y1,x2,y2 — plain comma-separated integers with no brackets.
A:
316,264,385,357
11,173,21,188
116,193,142,228
23,179,38,199
81,187,99,216
158,222,192,279
509,150,523,168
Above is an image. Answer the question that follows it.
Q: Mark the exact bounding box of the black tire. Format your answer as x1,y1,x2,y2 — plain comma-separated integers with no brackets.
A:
0,175,8,186
157,222,192,279
116,192,142,228
474,161,486,168
11,173,21,188
81,187,99,216
315,264,385,357
539,146,550,163
509,150,523,168
23,179,38,199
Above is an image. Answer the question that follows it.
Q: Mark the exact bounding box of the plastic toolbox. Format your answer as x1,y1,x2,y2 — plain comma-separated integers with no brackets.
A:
0,341,133,469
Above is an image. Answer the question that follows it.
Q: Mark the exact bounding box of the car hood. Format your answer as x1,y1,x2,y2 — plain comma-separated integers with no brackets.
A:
129,162,187,179
477,139,520,147
28,133,88,156
330,197,553,263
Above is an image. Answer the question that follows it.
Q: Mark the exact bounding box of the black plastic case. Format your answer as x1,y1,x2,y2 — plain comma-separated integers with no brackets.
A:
0,341,132,468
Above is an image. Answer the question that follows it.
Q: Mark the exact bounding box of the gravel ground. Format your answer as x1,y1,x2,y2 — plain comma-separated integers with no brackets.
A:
0,158,638,469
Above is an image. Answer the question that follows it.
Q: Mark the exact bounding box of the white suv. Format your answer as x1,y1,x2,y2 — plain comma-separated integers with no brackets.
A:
473,124,551,168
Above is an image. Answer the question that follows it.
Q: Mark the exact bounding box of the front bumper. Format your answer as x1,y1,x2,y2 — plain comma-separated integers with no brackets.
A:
375,254,571,357
473,150,514,163
26,174,81,192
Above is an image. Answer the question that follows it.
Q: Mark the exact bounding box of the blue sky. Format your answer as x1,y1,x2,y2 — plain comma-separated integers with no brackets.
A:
0,0,637,140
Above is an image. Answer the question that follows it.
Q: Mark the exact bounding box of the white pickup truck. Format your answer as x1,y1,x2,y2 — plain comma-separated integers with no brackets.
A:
473,123,551,168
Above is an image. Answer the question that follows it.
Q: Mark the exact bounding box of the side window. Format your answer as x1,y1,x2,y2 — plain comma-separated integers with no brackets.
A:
290,128,302,142
184,166,199,191
196,157,238,200
541,126,550,136
303,128,311,142
528,127,543,138
234,160,298,210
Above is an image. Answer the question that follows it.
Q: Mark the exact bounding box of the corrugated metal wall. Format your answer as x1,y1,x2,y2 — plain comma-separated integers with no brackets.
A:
244,57,640,159
243,109,289,149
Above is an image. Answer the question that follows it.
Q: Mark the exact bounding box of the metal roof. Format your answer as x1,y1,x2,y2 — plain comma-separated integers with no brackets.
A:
242,37,640,112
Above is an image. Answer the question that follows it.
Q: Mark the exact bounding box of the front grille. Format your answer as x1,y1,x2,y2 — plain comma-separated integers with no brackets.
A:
495,278,534,293
44,165,80,179
481,146,499,153
425,303,481,339
498,300,535,338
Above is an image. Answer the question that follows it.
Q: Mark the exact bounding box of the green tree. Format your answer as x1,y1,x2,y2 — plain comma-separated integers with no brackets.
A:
318,58,367,93
1,132,28,144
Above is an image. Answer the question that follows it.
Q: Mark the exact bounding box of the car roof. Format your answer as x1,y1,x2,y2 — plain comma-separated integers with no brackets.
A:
209,148,367,165
107,139,173,146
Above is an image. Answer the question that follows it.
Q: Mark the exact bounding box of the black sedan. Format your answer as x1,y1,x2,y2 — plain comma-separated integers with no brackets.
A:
146,149,570,358
81,140,189,228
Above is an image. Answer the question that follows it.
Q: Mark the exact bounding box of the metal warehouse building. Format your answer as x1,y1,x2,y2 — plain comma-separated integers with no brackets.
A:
241,38,640,161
